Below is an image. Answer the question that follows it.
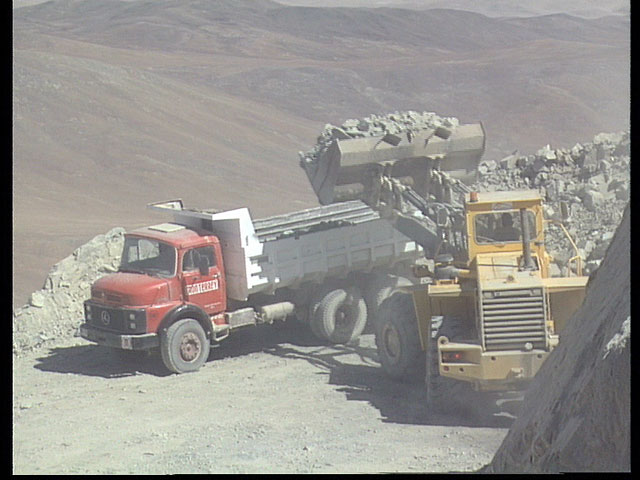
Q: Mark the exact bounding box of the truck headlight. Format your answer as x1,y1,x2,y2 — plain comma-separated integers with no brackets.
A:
129,313,136,321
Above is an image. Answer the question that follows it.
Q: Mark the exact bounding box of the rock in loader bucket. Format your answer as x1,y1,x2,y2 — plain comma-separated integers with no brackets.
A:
301,123,485,205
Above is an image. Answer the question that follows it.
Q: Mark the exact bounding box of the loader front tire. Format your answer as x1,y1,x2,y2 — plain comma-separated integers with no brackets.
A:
375,292,425,383
161,318,210,374
364,274,411,333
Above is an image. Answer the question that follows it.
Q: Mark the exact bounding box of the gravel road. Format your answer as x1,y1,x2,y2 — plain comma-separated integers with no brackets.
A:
13,323,509,474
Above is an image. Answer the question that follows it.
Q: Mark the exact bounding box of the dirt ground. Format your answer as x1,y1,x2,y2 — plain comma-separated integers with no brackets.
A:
12,324,510,474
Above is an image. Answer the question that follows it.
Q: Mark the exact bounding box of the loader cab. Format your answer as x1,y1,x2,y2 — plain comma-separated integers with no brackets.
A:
464,190,547,274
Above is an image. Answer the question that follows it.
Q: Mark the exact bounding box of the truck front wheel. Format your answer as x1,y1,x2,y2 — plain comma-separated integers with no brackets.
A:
161,318,210,374
375,292,425,382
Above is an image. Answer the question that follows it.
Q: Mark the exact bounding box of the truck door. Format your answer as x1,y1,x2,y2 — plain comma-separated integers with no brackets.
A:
181,245,226,314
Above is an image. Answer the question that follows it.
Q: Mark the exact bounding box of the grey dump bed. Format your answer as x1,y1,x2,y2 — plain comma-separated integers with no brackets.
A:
149,200,422,301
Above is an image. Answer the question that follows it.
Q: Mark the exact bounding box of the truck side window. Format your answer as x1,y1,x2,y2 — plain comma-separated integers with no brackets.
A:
183,246,217,272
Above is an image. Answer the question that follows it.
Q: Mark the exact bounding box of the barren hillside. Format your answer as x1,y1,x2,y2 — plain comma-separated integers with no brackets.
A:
13,0,629,309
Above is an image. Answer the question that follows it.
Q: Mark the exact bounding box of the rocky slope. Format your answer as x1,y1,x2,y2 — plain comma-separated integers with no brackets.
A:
471,131,630,276
13,228,125,355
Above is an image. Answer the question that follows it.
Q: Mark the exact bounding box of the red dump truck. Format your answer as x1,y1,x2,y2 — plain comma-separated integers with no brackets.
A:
79,199,423,373
80,119,488,375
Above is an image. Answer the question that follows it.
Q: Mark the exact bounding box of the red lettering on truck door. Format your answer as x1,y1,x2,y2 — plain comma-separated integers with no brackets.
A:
181,245,225,314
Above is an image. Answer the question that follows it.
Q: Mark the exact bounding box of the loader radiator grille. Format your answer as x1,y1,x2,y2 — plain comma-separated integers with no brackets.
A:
480,288,547,352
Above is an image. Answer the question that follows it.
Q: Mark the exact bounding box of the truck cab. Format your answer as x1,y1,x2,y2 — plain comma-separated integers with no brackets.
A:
79,223,227,370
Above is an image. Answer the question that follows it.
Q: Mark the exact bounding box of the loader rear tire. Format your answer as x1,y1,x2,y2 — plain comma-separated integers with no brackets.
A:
375,292,425,383
161,319,210,374
317,287,367,344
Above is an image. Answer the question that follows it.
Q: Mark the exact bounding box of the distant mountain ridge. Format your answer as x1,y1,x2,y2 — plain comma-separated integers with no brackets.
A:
274,0,629,19
15,0,628,54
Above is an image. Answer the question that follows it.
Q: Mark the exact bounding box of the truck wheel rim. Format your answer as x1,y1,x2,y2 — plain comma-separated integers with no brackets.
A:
180,332,201,362
383,325,400,363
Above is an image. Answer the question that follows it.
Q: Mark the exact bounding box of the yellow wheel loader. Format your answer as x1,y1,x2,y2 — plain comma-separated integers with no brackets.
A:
301,120,588,406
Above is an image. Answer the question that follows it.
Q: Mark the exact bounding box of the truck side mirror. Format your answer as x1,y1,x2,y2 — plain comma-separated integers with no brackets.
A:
198,256,210,276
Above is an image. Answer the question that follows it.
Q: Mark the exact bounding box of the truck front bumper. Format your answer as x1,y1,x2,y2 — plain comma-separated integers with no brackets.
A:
79,323,159,350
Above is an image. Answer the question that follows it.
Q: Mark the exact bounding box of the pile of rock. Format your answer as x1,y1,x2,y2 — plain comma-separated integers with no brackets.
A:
13,228,125,355
298,110,460,168
472,131,630,276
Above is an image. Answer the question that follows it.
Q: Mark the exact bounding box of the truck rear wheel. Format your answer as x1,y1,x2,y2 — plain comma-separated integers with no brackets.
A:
375,292,425,382
317,287,367,344
307,285,335,340
161,318,210,374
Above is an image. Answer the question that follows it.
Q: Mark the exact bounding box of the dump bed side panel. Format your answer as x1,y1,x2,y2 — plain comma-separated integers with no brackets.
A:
249,214,421,295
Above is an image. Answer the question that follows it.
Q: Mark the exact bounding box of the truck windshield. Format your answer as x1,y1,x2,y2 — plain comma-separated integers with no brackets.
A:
474,210,536,244
119,237,176,278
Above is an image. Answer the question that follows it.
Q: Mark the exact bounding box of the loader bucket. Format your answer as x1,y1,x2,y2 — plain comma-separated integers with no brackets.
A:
302,122,486,205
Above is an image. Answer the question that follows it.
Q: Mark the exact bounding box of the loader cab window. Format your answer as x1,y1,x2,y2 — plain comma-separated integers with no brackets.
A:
182,246,217,273
474,210,536,244
120,237,176,277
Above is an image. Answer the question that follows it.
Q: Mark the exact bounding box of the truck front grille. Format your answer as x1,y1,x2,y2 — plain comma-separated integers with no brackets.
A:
84,301,147,334
480,288,547,352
